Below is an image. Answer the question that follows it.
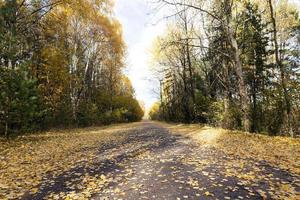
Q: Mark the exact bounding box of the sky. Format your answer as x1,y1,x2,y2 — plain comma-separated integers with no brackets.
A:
115,0,165,110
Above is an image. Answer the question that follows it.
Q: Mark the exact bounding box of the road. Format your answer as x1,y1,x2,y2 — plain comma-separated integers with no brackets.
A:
23,121,300,200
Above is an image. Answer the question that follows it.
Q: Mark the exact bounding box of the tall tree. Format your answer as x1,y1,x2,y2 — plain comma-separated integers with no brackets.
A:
268,0,293,136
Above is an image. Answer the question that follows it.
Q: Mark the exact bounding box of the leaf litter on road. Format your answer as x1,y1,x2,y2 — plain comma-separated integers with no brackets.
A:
1,121,299,199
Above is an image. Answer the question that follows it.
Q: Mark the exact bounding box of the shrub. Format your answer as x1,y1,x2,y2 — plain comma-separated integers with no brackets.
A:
0,65,42,137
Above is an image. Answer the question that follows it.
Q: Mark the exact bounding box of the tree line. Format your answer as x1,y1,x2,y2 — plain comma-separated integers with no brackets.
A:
150,0,300,137
0,0,144,138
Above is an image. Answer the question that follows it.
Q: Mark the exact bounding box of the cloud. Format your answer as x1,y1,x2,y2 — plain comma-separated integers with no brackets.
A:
115,0,166,109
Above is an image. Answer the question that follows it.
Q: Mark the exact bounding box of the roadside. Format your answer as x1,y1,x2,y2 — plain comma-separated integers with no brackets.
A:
160,122,300,175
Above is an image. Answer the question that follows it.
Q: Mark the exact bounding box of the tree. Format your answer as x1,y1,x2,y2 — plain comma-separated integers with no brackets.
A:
149,102,161,120
237,2,268,132
0,65,41,138
0,0,142,136
268,0,294,137
153,0,300,136
158,0,251,131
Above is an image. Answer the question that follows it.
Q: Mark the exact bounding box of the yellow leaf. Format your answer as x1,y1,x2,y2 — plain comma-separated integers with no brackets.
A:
205,191,212,196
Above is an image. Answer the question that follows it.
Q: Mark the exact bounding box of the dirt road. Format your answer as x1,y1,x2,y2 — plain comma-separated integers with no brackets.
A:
22,121,300,200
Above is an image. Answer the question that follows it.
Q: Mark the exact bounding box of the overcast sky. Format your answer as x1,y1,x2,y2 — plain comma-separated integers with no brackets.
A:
115,0,300,110
115,0,164,110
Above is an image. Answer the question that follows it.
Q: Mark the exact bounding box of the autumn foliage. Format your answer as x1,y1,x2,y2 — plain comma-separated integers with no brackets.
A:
0,0,143,137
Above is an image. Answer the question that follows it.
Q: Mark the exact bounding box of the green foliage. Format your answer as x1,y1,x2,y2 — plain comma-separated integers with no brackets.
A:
0,65,42,136
77,102,98,126
194,91,211,123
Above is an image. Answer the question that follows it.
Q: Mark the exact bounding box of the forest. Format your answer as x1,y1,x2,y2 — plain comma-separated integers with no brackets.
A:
149,0,300,137
0,1,300,199
0,0,144,138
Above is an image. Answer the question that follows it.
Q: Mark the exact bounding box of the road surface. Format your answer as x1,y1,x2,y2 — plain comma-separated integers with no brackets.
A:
22,121,300,200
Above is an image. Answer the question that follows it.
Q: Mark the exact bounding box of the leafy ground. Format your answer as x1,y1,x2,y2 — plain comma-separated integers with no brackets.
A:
0,121,299,199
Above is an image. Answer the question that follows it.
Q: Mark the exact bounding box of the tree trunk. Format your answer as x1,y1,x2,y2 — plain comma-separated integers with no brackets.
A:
251,79,258,132
183,12,196,120
223,59,232,128
181,55,191,123
224,0,250,132
268,0,293,137
159,79,165,119
5,121,8,139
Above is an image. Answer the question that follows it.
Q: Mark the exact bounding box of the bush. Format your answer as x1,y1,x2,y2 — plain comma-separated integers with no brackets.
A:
112,96,144,122
0,65,42,137
207,100,224,126
77,102,98,126
75,94,144,126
